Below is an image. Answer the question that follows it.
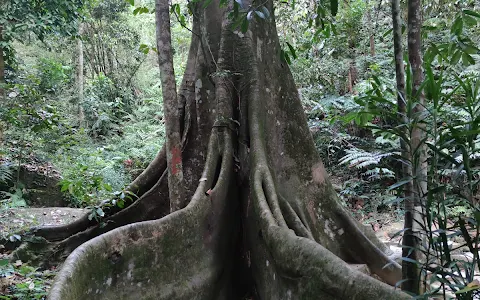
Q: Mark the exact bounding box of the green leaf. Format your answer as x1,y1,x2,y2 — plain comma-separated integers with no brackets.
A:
463,15,478,26
450,49,462,65
451,16,463,35
463,44,479,55
388,178,412,191
234,0,243,9
60,183,70,192
0,259,9,266
280,50,291,65
96,207,105,217
456,284,480,294
382,28,393,37
255,11,265,19
127,0,134,5
117,199,125,208
400,256,420,265
330,0,338,16
139,44,150,54
203,0,214,9
260,6,270,19
286,42,297,59
241,17,249,33
464,9,480,19
462,52,475,66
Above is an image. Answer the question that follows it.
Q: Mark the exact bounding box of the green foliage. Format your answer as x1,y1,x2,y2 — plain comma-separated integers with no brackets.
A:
339,148,396,170
36,58,72,94
0,0,85,66
350,55,480,296
59,163,113,207
0,259,54,299
0,186,27,209
0,163,14,186
82,73,129,138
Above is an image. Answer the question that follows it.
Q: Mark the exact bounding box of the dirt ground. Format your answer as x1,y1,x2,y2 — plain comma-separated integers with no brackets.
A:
0,207,87,240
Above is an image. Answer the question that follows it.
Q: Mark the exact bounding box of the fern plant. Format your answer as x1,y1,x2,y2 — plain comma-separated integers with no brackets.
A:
339,147,397,169
0,163,14,186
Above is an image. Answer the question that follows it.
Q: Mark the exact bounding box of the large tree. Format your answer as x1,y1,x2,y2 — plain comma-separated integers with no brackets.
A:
16,0,411,299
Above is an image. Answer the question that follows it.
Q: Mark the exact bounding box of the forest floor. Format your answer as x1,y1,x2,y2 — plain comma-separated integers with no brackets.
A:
0,207,86,299
0,206,475,299
0,207,87,238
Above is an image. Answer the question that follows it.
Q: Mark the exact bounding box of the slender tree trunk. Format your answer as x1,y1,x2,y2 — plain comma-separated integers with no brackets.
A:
392,0,418,292
0,25,5,98
77,24,85,126
0,26,4,145
370,36,375,56
367,0,375,56
402,0,427,294
155,0,185,211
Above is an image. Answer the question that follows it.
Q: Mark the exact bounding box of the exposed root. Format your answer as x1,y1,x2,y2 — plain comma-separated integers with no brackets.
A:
14,172,171,266
31,147,167,241
278,196,314,240
335,208,402,286
48,129,236,300
261,171,288,228
241,10,406,296
248,162,408,298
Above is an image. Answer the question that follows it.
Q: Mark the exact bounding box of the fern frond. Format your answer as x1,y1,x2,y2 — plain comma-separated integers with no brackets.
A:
362,167,395,181
339,148,398,169
0,163,14,185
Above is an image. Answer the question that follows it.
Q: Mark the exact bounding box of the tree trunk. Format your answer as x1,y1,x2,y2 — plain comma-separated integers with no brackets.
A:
155,0,185,212
76,24,85,126
391,0,418,292
15,1,410,299
370,35,375,56
402,0,427,294
0,25,5,98
0,26,4,145
367,0,375,56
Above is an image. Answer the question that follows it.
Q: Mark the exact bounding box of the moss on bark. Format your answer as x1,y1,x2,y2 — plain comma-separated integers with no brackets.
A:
14,1,411,299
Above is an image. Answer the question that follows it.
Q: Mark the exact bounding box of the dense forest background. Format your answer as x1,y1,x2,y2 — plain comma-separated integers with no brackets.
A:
1,0,480,298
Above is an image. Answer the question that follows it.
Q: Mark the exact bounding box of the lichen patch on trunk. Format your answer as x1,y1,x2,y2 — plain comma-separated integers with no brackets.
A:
311,162,326,184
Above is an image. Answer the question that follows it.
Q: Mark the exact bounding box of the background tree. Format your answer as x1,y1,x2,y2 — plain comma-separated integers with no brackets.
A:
402,0,427,294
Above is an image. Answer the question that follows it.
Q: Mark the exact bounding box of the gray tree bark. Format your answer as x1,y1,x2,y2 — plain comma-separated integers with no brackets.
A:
0,25,5,98
15,1,411,299
76,23,85,126
402,0,427,294
155,0,185,212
